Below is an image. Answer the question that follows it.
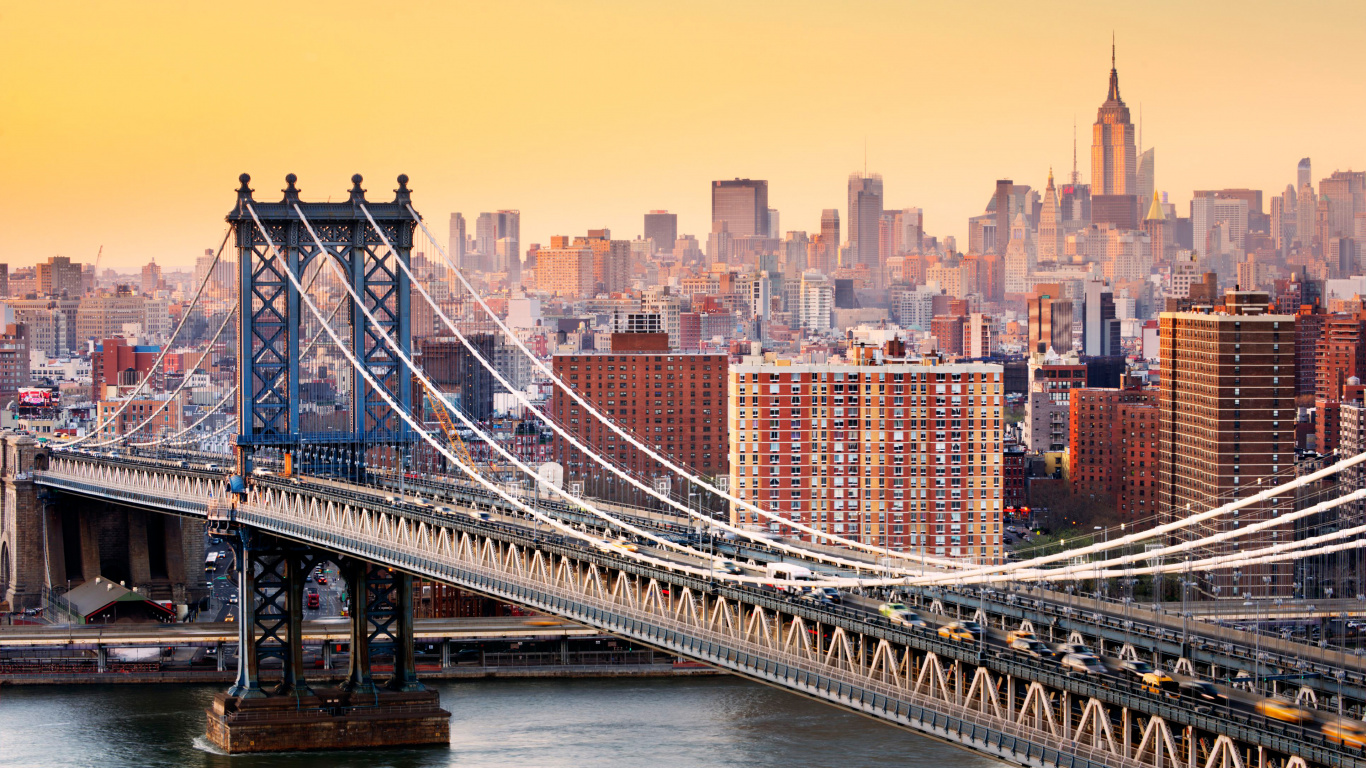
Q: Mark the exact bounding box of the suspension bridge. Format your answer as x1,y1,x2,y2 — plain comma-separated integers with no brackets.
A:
5,173,1366,767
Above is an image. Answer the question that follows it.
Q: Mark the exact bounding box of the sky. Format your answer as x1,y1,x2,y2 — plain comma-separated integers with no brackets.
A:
2,1,1365,271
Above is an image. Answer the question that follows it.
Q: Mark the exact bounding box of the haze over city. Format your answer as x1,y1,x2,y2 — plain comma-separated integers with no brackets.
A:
7,3,1366,767
3,1,1364,269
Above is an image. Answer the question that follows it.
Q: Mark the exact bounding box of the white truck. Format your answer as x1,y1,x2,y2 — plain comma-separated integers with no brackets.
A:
764,562,815,592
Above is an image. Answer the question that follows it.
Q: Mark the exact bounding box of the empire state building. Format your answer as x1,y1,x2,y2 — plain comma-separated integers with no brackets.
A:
1090,44,1139,228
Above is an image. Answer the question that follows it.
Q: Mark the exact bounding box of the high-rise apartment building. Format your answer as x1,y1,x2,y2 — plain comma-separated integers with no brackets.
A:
848,173,884,277
798,271,833,332
711,179,769,238
552,344,728,485
727,356,1004,561
1024,353,1086,453
534,237,594,298
1069,385,1157,520
449,213,467,270
1158,291,1294,595
643,211,677,254
495,210,521,274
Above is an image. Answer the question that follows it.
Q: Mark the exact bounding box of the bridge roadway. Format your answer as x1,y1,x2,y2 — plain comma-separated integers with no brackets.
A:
35,452,1366,768
0,616,601,648
61,450,1366,710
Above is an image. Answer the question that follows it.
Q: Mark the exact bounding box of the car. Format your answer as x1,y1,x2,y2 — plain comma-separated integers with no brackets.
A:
1118,659,1155,677
316,575,327,585
714,560,743,575
1140,671,1179,698
1055,643,1091,656
251,468,274,477
938,622,977,642
879,603,928,628
306,590,320,610
1179,680,1228,709
1255,697,1311,724
1061,653,1107,675
228,594,239,605
1006,630,1040,645
1010,638,1056,659
609,538,638,553
176,460,189,468
797,590,834,605
205,463,220,471
1324,719,1366,749
384,495,399,504
819,587,842,604
465,509,491,522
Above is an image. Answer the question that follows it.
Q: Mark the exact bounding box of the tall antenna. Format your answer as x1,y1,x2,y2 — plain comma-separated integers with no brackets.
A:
863,136,867,176
1112,31,1116,70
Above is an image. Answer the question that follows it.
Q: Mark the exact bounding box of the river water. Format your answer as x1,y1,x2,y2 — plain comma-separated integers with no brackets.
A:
0,677,1005,768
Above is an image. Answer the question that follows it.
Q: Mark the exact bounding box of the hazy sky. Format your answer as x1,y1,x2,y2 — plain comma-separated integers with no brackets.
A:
2,1,1364,270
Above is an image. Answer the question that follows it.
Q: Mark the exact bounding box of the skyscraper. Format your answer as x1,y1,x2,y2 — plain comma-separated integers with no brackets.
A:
711,179,768,237
449,213,467,270
1038,171,1063,262
1091,43,1136,196
643,210,677,254
993,180,1013,256
819,209,840,271
1298,157,1313,191
495,210,520,273
847,172,884,275
1090,43,1138,229
475,213,497,271
1081,278,1119,357
1137,148,1155,205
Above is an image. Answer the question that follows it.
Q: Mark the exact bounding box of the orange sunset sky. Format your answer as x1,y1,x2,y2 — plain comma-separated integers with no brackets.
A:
2,1,1364,270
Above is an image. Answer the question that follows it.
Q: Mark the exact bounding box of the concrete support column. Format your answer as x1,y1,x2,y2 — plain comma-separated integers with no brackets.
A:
44,504,67,588
227,531,264,698
216,641,225,672
96,643,107,673
342,558,376,694
278,553,312,696
126,509,152,589
388,570,423,692
560,638,569,665
78,512,101,585
441,640,450,669
323,639,333,671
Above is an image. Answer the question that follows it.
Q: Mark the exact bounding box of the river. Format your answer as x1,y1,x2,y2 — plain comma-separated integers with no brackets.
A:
0,677,1005,768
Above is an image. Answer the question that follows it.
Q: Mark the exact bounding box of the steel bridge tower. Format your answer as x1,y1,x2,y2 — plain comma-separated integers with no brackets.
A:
228,173,415,474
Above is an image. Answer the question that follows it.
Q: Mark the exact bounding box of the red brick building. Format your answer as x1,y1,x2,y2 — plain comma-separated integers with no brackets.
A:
551,335,728,490
1069,385,1159,525
1315,313,1366,451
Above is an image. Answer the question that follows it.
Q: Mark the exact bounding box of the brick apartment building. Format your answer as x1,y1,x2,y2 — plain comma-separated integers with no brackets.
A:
551,333,728,492
1158,290,1295,595
728,355,1005,562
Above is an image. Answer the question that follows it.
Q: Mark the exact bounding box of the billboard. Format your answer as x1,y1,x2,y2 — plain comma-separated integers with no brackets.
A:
18,388,58,408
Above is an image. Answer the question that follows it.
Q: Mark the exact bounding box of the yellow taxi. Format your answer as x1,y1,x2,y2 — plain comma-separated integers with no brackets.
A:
1140,671,1179,698
1255,697,1311,724
1324,719,1366,749
938,622,976,642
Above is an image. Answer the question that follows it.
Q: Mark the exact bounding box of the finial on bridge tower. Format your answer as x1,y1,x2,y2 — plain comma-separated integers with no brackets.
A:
236,173,254,205
394,174,411,206
349,174,367,204
283,173,301,205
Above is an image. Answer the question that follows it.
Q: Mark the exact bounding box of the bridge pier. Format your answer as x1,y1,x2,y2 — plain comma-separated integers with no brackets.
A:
206,533,447,753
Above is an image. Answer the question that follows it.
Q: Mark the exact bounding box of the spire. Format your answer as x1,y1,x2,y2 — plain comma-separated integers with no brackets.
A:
1145,191,1164,222
1107,35,1122,103
1047,167,1055,189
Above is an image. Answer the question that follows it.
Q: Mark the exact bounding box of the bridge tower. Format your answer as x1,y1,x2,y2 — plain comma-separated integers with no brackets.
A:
227,173,416,476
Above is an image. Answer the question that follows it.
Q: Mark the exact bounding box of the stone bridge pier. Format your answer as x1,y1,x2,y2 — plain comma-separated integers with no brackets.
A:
204,529,449,753
0,436,205,614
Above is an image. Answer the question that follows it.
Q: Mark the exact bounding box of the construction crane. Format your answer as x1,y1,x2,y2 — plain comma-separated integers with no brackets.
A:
91,245,102,293
424,390,480,475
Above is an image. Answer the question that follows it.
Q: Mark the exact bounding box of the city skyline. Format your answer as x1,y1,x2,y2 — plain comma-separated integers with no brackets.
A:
2,2,1365,269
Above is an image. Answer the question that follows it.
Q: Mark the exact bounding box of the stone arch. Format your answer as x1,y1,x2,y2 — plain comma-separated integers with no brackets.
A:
0,540,10,596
